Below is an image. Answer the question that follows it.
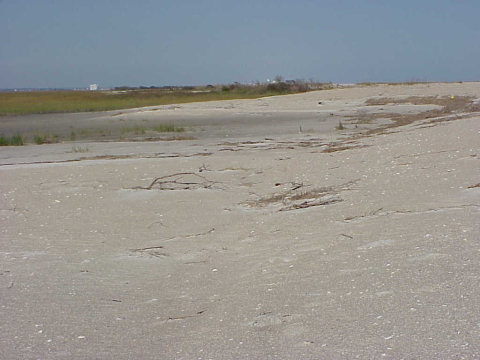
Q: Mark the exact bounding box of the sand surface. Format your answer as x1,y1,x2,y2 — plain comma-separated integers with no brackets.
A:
1,83,480,359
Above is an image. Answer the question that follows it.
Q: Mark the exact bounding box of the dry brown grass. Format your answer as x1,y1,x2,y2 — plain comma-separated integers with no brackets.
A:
360,96,477,135
364,95,472,108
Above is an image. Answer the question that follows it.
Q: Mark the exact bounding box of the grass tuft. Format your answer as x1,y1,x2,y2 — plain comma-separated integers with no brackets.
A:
33,132,59,145
120,125,146,135
71,146,90,153
0,134,24,146
152,124,185,133
33,133,47,145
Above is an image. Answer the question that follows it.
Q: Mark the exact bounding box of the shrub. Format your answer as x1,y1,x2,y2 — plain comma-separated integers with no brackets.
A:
266,82,290,93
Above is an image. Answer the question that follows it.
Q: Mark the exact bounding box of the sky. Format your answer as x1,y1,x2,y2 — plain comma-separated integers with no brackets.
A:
1,0,479,88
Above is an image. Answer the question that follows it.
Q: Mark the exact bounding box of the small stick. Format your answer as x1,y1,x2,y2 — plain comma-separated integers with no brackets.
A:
133,246,164,252
167,310,207,321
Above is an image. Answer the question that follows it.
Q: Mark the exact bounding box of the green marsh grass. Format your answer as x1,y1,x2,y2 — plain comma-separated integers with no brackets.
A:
120,125,146,135
152,124,185,133
33,133,47,145
0,83,321,116
0,134,24,146
79,128,109,136
33,132,59,145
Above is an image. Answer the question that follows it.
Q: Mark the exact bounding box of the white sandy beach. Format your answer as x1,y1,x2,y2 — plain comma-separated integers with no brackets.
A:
1,83,479,359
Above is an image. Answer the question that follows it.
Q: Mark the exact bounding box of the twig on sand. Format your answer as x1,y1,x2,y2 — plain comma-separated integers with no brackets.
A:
161,310,207,322
132,246,164,252
198,164,211,172
344,208,384,222
274,181,307,191
147,220,166,229
133,172,218,190
279,198,342,211
162,228,215,243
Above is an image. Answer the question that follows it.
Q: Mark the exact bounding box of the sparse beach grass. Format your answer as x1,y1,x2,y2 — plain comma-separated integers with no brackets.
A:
78,128,110,137
121,125,146,135
152,124,185,133
33,132,59,145
0,134,24,146
71,146,90,153
119,124,186,136
0,123,192,145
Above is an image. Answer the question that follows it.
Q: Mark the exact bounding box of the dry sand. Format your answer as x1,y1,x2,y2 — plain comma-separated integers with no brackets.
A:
1,83,480,359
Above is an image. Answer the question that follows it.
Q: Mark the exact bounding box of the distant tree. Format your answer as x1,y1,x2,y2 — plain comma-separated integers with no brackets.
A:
274,75,284,83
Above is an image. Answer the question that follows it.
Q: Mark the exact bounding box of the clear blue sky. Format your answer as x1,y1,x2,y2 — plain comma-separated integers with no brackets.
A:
1,0,479,88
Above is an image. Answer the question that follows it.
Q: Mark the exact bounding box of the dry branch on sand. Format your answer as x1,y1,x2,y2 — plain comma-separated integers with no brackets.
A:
279,196,342,211
244,180,358,211
133,172,218,190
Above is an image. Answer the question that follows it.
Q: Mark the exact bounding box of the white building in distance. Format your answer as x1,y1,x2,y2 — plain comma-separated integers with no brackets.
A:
89,84,98,91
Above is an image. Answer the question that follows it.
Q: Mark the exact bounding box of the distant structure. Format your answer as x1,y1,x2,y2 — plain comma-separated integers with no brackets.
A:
89,84,98,91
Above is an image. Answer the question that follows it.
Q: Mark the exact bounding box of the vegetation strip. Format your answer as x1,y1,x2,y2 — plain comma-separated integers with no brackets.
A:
0,82,332,116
